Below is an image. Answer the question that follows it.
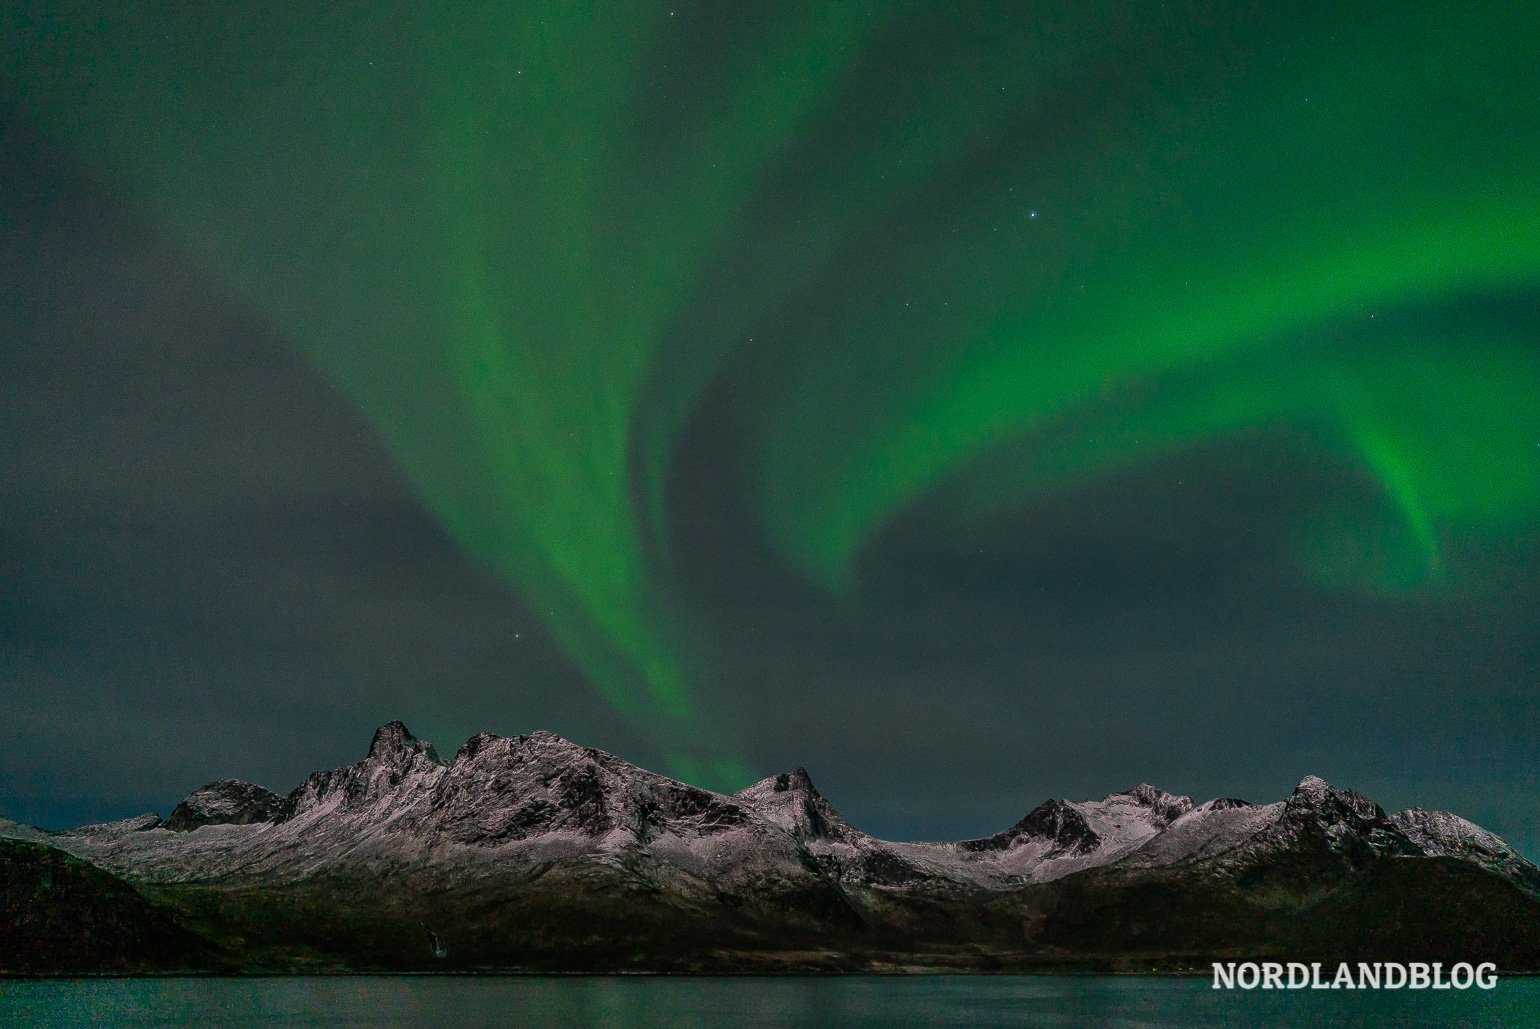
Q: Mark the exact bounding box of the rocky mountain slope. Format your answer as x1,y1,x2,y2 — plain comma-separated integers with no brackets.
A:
6,721,1538,974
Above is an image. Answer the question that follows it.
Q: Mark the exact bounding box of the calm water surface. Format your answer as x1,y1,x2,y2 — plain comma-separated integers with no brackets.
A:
2,975,1535,1028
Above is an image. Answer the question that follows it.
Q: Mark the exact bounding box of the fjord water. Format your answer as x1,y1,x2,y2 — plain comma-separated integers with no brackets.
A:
3,976,1534,1028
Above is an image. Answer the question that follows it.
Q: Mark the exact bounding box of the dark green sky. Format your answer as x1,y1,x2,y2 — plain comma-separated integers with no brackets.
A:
2,3,1537,851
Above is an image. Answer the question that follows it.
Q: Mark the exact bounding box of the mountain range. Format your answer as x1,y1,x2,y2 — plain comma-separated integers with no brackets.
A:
3,721,1537,974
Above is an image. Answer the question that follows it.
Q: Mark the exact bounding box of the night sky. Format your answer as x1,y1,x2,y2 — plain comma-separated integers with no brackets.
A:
3,4,1538,855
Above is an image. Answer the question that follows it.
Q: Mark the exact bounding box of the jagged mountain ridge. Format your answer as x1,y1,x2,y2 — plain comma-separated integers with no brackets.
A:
45,721,1538,902
8,721,1540,973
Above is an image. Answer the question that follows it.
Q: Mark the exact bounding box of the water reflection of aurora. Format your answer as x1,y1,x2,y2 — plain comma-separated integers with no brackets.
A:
7,3,1535,781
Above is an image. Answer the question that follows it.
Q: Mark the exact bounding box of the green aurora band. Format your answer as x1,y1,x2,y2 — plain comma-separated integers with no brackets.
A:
6,2,1537,781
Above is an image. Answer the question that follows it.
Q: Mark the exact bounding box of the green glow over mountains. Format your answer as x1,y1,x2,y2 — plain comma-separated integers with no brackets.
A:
7,2,1535,780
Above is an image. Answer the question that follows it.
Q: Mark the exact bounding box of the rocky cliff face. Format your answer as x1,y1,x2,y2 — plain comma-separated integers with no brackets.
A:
278,721,445,825
1257,775,1424,861
1389,806,1540,893
166,780,285,832
21,721,1540,974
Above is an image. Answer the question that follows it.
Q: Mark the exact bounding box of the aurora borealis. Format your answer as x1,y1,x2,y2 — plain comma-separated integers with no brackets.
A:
2,4,1538,842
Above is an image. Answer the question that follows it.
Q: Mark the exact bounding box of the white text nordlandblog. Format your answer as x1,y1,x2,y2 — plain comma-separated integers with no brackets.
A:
1212,961,1497,990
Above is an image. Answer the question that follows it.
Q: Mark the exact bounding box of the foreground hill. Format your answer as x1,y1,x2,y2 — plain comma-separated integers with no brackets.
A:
5,722,1537,974
0,838,217,974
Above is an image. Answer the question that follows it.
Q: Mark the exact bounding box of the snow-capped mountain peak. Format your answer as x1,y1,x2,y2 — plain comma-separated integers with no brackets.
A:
368,720,444,766
1106,783,1195,827
40,722,1540,907
733,768,860,844
1287,774,1385,821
